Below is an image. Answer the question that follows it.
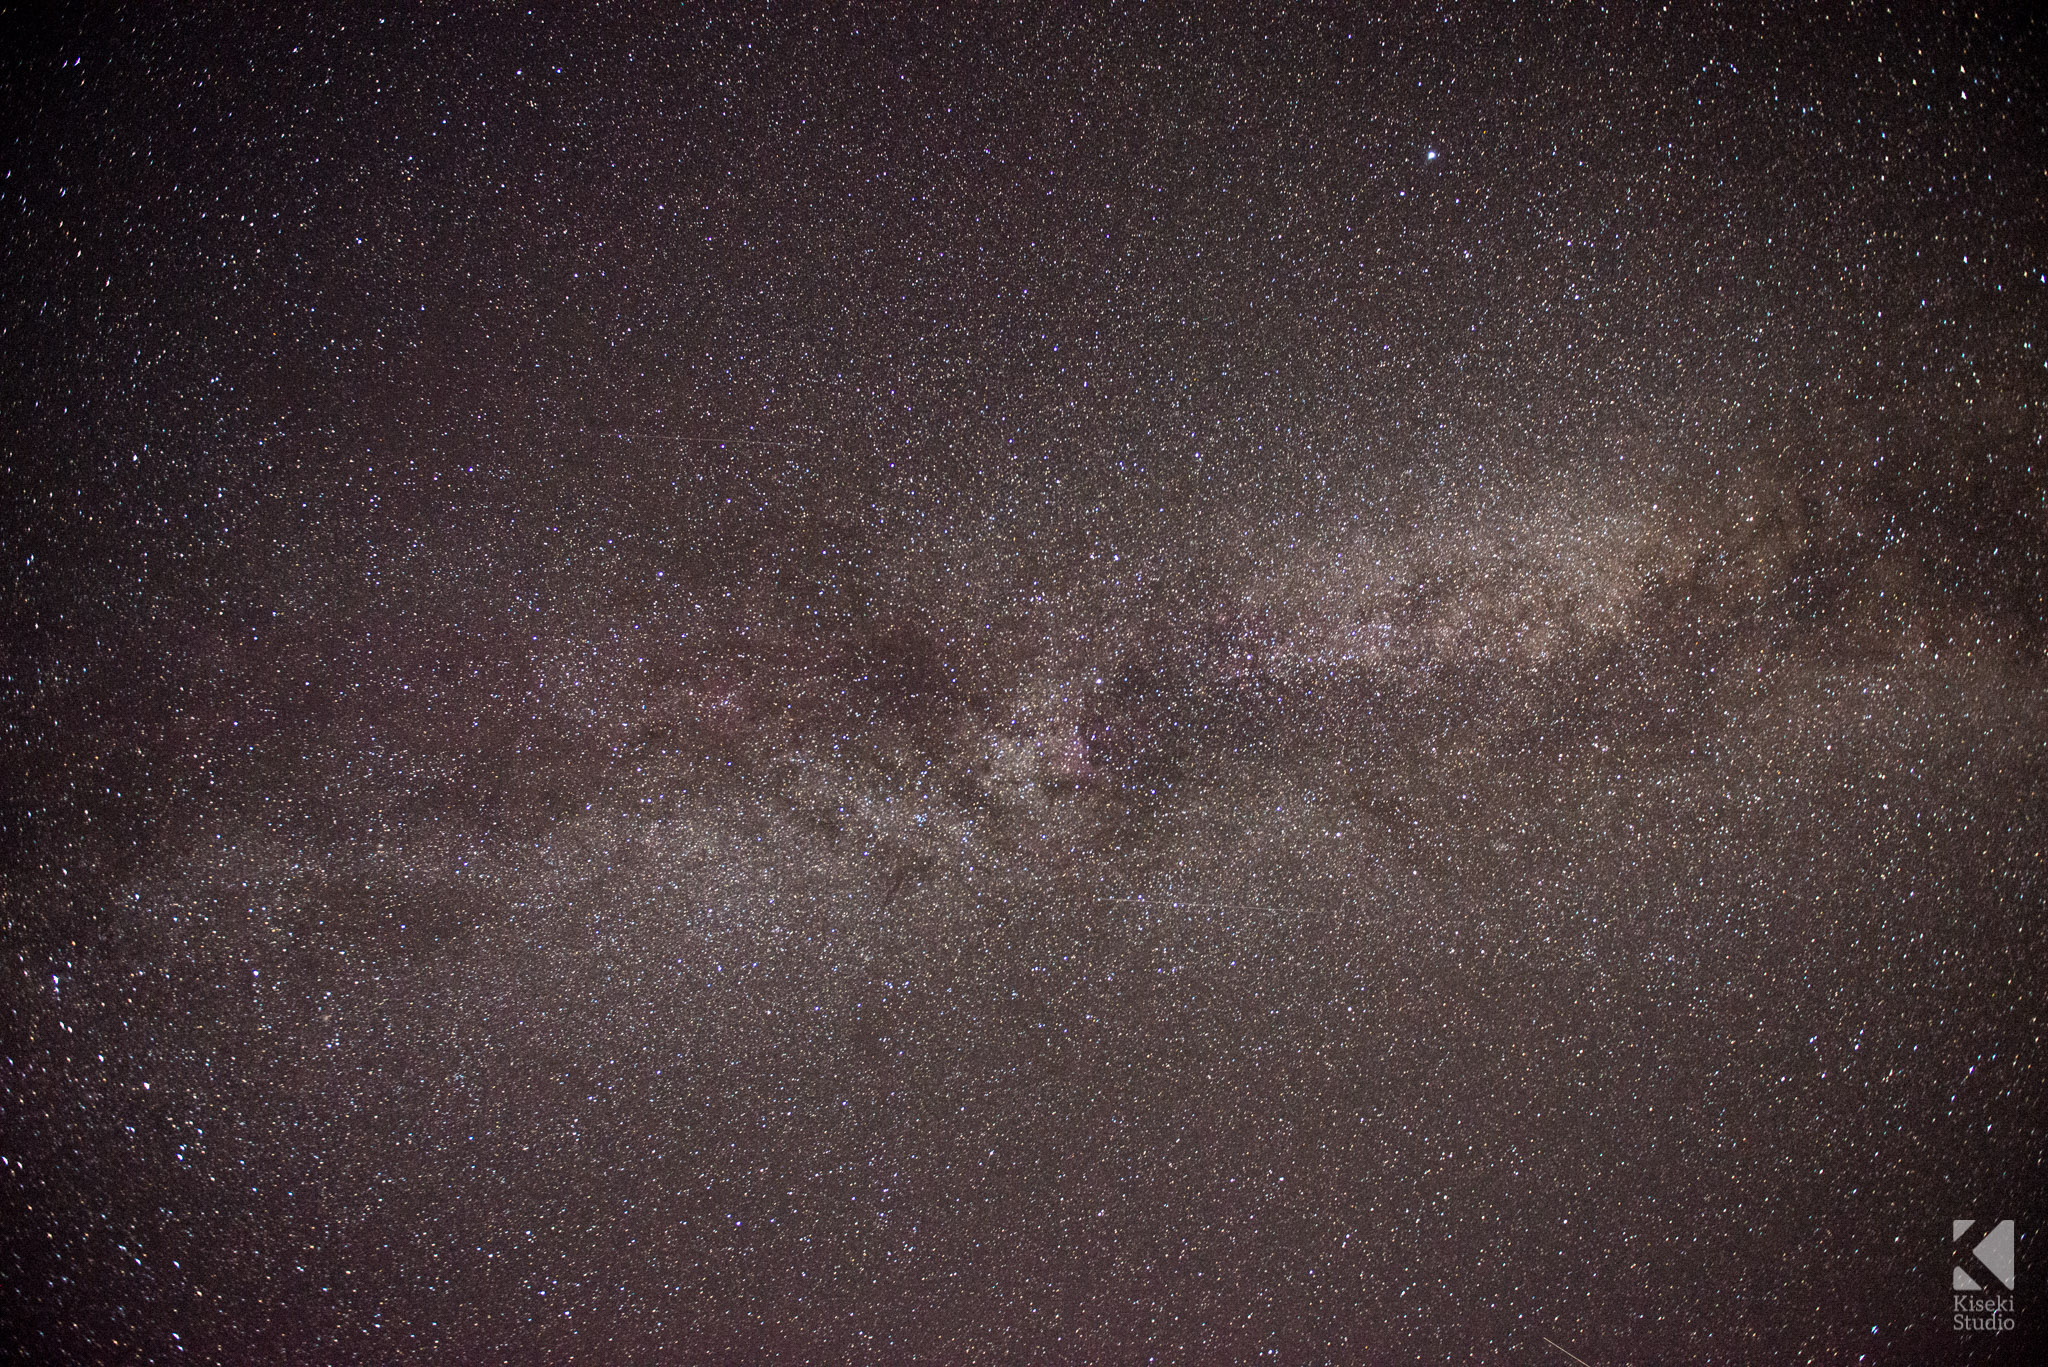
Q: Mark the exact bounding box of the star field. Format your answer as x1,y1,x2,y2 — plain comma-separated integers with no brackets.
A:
4,5,2046,1363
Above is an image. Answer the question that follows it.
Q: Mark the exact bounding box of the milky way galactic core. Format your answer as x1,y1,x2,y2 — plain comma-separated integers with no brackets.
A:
4,5,2044,1363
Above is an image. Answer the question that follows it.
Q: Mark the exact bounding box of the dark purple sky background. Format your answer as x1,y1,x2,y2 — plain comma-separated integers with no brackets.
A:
4,5,2044,1363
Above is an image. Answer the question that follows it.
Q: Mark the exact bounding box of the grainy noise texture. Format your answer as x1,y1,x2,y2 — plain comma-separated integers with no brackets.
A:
4,4,2045,1364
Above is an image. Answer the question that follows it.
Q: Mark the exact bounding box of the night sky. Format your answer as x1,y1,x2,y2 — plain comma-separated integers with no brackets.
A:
5,4,2046,1363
